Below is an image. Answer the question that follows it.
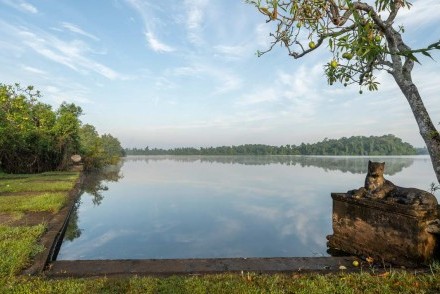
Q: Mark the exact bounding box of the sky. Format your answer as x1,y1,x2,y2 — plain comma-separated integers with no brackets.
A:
0,0,439,149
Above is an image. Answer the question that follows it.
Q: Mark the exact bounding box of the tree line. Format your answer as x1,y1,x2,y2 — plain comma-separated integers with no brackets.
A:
125,134,417,156
0,83,124,173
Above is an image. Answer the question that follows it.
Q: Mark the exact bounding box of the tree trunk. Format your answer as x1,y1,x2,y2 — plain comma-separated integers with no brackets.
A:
393,74,440,184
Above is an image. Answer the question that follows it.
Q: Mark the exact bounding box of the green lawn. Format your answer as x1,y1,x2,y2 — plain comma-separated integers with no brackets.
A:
0,225,45,276
0,179,76,194
0,171,80,278
1,269,440,293
0,193,68,213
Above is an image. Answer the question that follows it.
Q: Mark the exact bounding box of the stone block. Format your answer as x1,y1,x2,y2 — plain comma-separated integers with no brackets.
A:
327,193,439,266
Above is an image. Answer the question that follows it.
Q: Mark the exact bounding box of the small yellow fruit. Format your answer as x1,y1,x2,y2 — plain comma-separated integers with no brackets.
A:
330,60,338,68
296,22,302,28
375,35,381,42
352,260,359,267
309,41,316,49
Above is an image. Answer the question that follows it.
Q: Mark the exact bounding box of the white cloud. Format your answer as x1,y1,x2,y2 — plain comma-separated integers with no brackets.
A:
396,0,440,27
145,31,175,53
13,26,125,80
236,64,325,121
166,63,241,95
22,65,47,75
2,0,38,14
45,83,93,105
61,22,100,41
124,0,175,53
20,2,37,14
183,0,208,45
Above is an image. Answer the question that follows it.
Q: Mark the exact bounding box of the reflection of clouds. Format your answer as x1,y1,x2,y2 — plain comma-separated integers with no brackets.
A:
282,207,327,247
212,216,243,238
59,155,433,259
237,203,280,221
151,221,178,234
234,191,330,254
172,217,243,246
59,229,136,259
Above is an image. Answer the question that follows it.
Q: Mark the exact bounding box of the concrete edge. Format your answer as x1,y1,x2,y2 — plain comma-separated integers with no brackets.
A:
46,257,362,278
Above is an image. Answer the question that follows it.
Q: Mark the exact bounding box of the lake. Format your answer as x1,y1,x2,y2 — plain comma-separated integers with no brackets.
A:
57,155,437,260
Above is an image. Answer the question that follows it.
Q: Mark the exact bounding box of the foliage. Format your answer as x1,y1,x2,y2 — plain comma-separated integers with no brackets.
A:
79,124,124,170
0,224,45,277
0,84,81,173
0,83,123,173
297,134,415,155
247,0,439,92
125,134,416,156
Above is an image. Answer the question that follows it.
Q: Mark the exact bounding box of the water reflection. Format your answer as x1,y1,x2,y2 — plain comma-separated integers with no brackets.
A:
64,163,124,242
58,155,434,260
126,155,415,175
82,163,124,205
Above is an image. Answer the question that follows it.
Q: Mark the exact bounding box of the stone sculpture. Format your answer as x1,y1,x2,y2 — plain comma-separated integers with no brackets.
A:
348,160,437,207
328,160,440,266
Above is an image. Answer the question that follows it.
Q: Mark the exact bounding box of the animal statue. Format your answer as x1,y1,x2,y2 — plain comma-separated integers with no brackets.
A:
348,161,438,207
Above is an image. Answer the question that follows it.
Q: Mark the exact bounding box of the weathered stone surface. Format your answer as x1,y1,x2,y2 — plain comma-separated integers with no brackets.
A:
327,193,439,266
71,154,82,163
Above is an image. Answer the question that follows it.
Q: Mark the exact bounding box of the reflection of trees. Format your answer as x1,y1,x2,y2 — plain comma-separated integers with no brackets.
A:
125,155,415,175
81,162,124,205
64,201,81,241
63,163,124,243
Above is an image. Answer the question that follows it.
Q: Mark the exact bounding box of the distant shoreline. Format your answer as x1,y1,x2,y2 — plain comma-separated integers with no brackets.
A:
124,135,424,156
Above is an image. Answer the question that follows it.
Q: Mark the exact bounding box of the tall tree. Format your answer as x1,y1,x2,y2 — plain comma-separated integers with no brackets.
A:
247,0,440,183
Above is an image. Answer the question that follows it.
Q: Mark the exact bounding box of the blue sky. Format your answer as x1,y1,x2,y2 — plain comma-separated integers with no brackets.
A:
0,0,439,148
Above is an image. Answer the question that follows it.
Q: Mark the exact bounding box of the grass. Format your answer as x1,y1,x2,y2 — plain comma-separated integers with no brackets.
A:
0,193,67,213
0,224,46,277
0,171,80,278
0,180,76,194
0,171,79,194
0,171,79,180
0,270,440,293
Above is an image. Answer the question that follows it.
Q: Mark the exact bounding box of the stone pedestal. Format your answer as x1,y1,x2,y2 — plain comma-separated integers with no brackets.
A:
327,193,439,266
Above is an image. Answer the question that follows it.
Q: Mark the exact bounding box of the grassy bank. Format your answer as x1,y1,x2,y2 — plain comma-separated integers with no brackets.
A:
1,171,440,293
0,171,80,276
0,225,45,276
1,269,440,293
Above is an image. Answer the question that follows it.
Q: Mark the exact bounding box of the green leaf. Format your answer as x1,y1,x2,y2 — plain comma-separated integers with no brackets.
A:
408,53,421,64
421,51,434,60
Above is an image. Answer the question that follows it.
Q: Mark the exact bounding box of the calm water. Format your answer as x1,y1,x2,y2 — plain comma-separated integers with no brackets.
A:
57,155,437,260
